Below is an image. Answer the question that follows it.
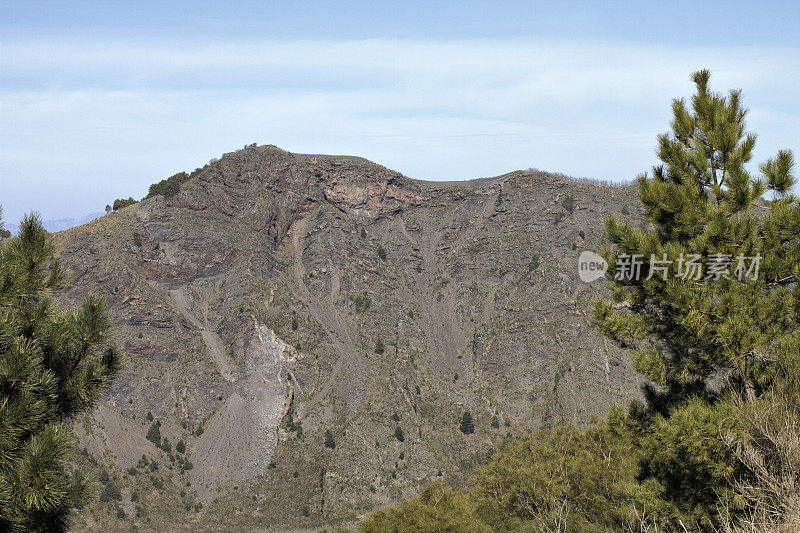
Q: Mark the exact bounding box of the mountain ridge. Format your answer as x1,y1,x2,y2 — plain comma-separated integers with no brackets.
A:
55,144,644,531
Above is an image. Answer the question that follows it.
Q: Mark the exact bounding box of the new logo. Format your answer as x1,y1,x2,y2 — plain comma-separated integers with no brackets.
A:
578,251,608,282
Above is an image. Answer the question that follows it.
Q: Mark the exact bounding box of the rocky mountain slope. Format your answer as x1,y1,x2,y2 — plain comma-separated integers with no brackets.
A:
55,144,644,531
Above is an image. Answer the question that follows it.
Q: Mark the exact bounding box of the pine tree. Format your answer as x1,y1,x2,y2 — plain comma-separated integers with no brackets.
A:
146,423,161,446
595,70,798,527
394,426,405,442
0,213,123,532
323,429,335,449
459,411,474,434
595,69,797,401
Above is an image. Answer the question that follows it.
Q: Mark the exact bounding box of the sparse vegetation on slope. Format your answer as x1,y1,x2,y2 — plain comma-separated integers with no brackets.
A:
53,140,644,530
360,70,800,532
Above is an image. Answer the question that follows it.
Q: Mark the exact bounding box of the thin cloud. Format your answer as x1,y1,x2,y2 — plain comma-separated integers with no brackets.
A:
1,38,798,222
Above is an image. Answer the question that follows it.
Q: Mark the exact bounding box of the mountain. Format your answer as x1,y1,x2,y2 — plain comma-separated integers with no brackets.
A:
6,212,105,235
55,144,644,531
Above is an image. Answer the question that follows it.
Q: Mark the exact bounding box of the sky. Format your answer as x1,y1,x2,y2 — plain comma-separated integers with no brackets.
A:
1,1,799,223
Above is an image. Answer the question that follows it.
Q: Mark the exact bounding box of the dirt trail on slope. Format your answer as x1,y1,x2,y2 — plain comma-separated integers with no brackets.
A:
416,207,464,371
410,183,505,389
169,287,236,382
154,282,293,501
189,320,294,501
289,216,365,417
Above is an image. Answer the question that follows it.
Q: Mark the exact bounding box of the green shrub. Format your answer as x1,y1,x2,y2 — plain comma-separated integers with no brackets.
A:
561,194,575,214
145,172,189,199
353,293,371,314
471,425,638,531
459,411,474,434
360,483,491,532
146,422,161,446
145,166,207,200
113,197,137,211
615,396,743,528
99,481,121,502
324,429,335,449
527,254,541,272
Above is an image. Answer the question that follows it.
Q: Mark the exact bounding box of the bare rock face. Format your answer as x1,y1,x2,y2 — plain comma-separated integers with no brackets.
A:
58,145,644,531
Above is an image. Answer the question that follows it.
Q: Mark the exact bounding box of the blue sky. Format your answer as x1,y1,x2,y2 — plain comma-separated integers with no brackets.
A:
2,1,799,223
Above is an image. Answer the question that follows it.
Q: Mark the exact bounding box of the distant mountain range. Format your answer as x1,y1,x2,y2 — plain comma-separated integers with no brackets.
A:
5,212,105,235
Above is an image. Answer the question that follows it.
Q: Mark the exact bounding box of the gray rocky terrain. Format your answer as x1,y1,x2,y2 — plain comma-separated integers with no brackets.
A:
58,144,644,531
